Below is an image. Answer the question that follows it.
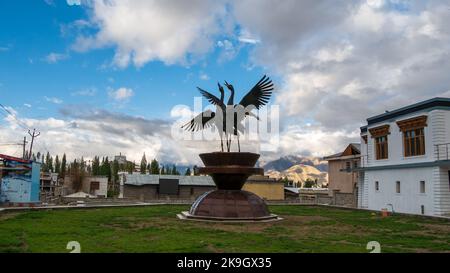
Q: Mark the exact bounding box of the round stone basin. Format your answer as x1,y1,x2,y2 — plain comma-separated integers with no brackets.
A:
198,152,263,190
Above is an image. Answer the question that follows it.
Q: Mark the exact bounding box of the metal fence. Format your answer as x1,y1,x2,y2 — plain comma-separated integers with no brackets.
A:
435,143,450,161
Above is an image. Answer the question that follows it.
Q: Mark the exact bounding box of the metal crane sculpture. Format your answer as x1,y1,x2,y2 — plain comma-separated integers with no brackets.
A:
224,75,273,151
182,82,227,151
182,75,273,152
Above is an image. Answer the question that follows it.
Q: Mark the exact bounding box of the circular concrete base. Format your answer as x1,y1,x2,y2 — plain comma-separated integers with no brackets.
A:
182,190,279,222
177,211,282,223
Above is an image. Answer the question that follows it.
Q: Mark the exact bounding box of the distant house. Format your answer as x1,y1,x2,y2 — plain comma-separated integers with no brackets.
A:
0,154,41,205
358,97,450,217
121,174,215,201
243,175,285,201
323,143,361,207
120,174,285,201
63,175,108,198
284,187,299,200
40,172,62,201
114,153,128,165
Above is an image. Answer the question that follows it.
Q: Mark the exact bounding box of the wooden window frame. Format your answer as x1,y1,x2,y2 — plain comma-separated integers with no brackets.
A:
397,116,427,157
402,128,425,157
369,125,390,160
375,135,389,160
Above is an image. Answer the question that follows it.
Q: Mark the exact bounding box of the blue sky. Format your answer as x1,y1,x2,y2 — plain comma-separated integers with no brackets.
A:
0,1,266,121
1,0,449,164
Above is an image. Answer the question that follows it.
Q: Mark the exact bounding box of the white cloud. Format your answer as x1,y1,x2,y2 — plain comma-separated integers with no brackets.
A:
44,0,55,6
231,0,450,157
216,39,239,62
71,87,97,97
67,0,81,6
0,106,215,165
108,87,134,102
238,29,260,44
44,52,68,64
199,72,209,81
44,96,63,104
72,0,227,68
23,103,32,108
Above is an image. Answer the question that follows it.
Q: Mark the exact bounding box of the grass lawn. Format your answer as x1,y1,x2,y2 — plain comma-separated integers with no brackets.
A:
0,205,449,253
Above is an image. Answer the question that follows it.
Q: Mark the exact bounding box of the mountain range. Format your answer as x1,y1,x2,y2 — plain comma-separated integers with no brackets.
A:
262,155,328,172
262,155,329,187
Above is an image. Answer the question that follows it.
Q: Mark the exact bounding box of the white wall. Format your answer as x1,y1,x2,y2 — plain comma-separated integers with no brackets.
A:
433,167,450,215
366,167,435,216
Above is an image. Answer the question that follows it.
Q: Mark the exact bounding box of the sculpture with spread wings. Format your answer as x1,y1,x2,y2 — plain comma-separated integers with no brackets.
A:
182,75,273,152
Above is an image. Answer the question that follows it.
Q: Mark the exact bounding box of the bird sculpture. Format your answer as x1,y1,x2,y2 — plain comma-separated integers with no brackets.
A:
223,75,273,151
182,75,273,152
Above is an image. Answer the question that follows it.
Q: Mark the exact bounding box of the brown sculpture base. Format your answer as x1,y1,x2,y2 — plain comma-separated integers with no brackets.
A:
178,190,280,222
178,152,280,222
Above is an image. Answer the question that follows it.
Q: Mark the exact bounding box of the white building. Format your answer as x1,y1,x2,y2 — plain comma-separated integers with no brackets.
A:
358,97,450,217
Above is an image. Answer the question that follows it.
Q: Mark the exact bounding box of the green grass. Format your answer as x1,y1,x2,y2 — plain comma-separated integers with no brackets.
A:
0,205,449,253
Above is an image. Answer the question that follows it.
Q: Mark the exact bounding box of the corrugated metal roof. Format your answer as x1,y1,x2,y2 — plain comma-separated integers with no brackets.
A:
124,174,215,186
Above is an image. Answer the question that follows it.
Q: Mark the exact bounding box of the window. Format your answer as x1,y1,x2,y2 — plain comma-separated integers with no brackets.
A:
354,161,358,169
397,116,427,157
421,205,425,215
375,136,388,160
396,181,401,194
345,161,351,171
190,187,194,196
375,181,379,191
403,128,425,157
420,181,425,193
90,181,100,194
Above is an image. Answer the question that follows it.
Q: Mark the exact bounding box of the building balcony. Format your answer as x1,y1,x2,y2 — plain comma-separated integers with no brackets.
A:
435,143,450,161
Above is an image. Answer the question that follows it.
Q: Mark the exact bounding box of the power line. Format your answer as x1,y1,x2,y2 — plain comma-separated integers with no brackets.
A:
0,103,31,131
0,143,23,146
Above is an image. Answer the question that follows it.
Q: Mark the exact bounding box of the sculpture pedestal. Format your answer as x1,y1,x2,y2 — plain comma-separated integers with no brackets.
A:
178,152,280,222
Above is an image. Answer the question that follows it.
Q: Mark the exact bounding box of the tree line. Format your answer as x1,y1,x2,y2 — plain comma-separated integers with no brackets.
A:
32,152,195,182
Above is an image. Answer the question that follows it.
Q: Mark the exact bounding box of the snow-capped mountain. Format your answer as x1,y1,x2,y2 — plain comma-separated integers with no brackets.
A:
262,155,328,172
262,156,329,187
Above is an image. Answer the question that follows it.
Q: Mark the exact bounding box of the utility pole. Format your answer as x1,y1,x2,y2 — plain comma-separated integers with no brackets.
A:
22,136,28,159
28,129,40,160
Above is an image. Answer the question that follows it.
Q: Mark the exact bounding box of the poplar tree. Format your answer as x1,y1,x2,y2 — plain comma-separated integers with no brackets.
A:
61,154,67,178
55,155,60,174
150,159,160,174
140,153,147,174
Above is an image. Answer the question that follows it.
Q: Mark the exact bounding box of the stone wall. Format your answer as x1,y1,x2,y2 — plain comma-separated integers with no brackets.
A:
123,184,215,201
334,192,357,207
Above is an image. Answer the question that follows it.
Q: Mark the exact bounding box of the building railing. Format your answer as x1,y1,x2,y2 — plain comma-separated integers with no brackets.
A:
360,155,369,168
435,143,450,161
